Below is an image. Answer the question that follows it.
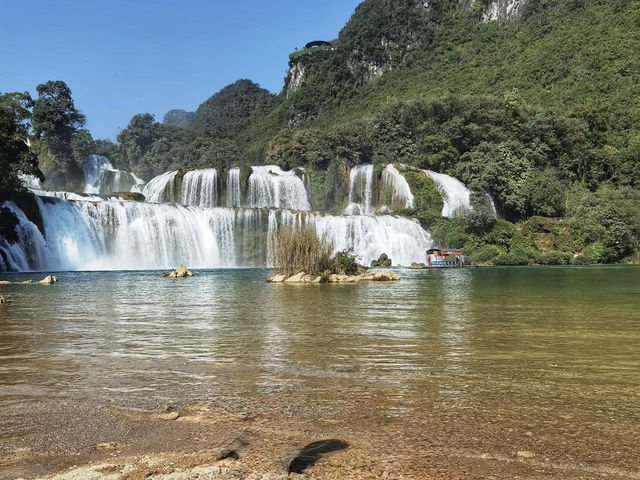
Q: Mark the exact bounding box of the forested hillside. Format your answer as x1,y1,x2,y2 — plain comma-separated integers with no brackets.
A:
2,0,639,264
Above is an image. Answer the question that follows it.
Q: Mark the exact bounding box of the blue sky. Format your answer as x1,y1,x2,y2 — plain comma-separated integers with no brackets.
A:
0,0,361,140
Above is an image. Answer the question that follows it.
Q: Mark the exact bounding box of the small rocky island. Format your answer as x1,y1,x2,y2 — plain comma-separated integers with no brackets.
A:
161,264,193,278
268,228,399,284
268,270,400,284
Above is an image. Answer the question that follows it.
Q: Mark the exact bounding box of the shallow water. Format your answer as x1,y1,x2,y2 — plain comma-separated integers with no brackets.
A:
1,266,639,476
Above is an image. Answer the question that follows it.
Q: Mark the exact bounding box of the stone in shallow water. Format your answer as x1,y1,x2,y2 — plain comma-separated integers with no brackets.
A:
517,450,535,459
288,439,349,474
162,265,193,278
157,411,179,420
38,275,58,284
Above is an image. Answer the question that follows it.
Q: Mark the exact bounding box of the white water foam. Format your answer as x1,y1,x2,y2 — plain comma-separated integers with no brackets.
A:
381,164,414,209
423,170,472,217
142,171,179,203
248,165,310,211
226,168,242,207
346,164,375,215
1,196,433,271
181,168,218,207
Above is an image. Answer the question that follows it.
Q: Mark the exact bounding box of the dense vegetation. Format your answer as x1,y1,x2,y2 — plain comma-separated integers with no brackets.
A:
1,0,639,264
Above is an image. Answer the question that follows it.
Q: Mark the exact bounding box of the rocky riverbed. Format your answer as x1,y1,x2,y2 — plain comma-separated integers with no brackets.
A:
2,392,636,480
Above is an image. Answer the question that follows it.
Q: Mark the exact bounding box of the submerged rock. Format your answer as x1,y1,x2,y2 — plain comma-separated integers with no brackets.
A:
157,411,180,420
288,439,349,474
517,450,535,459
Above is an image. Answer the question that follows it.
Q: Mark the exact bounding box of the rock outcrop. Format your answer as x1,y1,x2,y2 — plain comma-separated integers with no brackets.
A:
458,0,527,22
1,275,59,285
162,264,193,278
268,270,399,284
38,275,59,284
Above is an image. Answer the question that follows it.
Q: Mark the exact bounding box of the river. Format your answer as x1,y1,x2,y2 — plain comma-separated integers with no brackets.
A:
0,266,639,479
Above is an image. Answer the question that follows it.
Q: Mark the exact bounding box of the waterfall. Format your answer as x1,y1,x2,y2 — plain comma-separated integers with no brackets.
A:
308,214,430,266
226,168,241,207
0,202,49,272
19,174,42,189
1,196,433,272
142,171,178,203
423,170,472,217
29,190,104,201
181,168,218,207
83,154,144,194
346,164,374,215
248,165,310,211
381,164,414,210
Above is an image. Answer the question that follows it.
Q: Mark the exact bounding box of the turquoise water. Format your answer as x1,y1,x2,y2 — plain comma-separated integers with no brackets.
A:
0,266,639,475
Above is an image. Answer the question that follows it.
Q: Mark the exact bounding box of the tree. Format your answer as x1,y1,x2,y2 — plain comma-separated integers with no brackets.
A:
31,81,86,188
0,92,43,195
116,113,161,174
0,92,43,244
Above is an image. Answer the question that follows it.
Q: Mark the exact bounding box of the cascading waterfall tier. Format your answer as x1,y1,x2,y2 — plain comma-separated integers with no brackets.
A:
422,170,472,217
247,165,310,211
226,168,241,207
1,196,432,272
83,154,144,195
346,164,375,215
142,171,179,203
181,168,218,207
142,166,311,210
381,164,414,210
1,162,492,273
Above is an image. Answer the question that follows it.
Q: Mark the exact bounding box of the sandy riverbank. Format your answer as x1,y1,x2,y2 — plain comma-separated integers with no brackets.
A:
3,395,637,480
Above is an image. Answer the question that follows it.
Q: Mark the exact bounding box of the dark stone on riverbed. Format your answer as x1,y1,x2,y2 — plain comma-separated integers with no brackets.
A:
288,439,349,474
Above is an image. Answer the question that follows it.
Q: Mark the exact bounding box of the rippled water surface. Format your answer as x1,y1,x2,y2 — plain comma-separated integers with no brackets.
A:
1,266,639,476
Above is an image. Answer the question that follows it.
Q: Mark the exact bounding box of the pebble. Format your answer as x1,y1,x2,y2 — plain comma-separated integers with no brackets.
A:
157,412,180,421
96,442,124,451
517,450,535,459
